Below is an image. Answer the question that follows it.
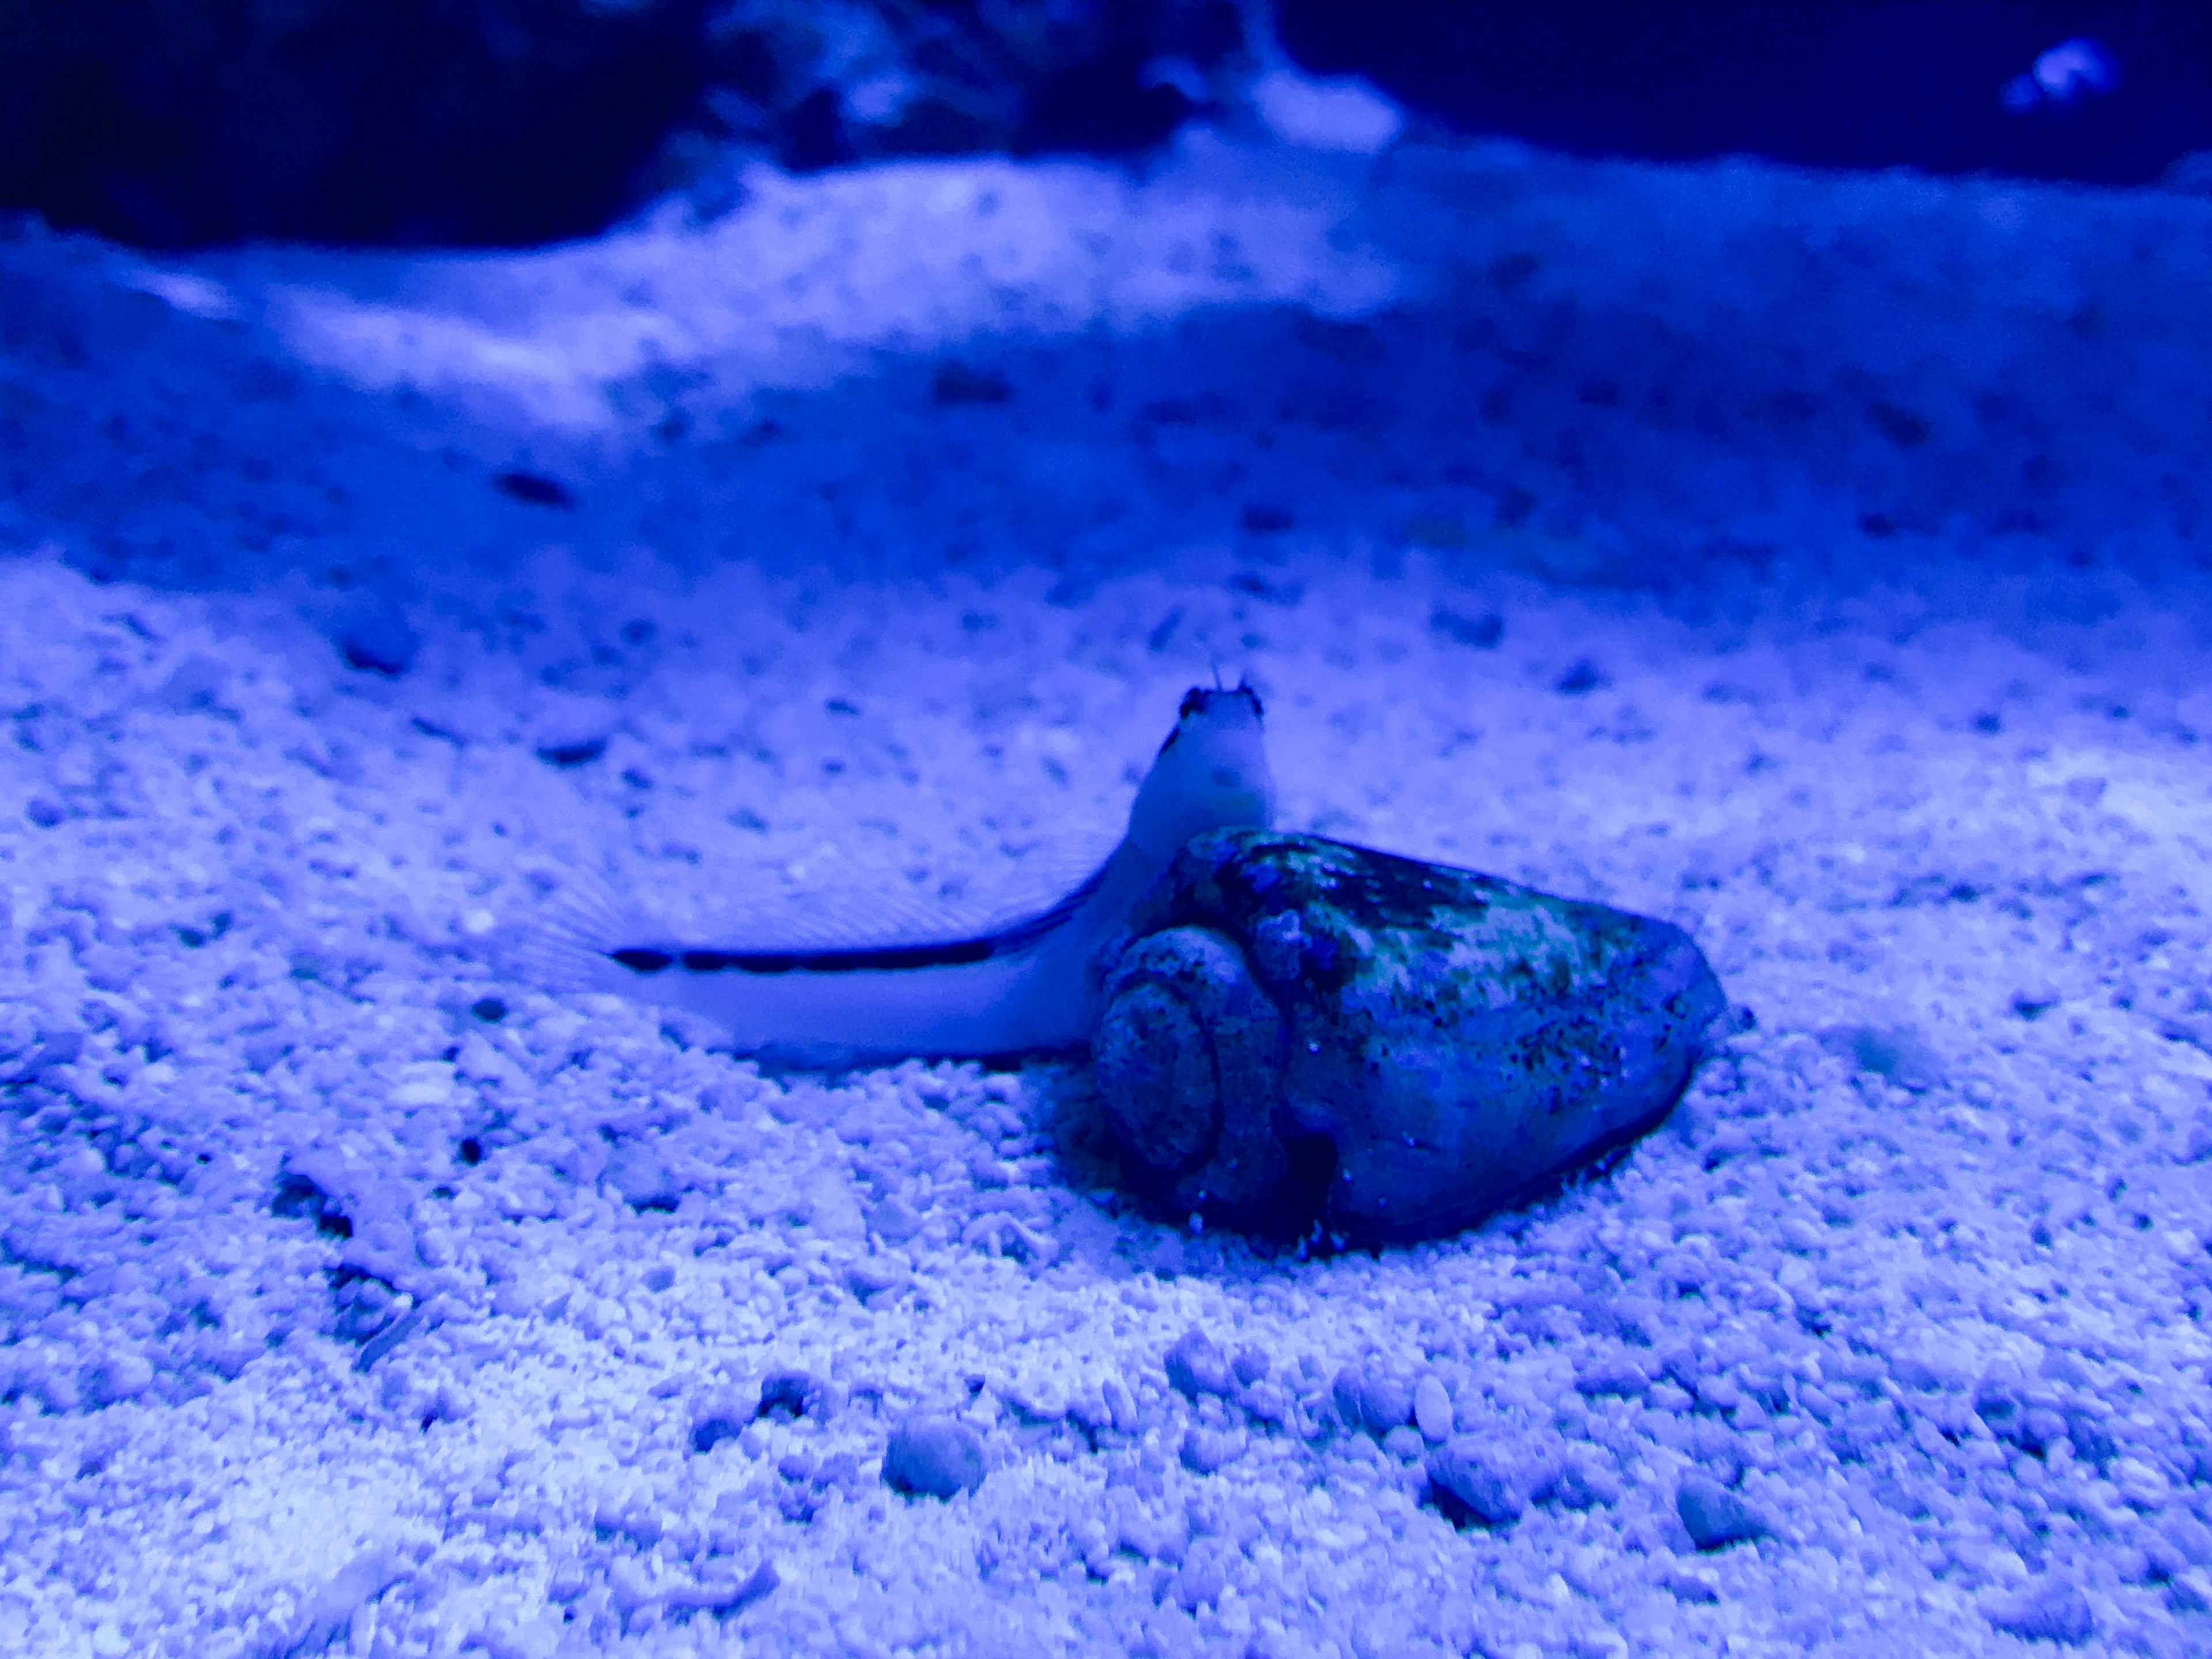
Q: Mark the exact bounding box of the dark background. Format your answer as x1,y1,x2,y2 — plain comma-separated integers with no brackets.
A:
1279,0,2211,187
0,1,2205,249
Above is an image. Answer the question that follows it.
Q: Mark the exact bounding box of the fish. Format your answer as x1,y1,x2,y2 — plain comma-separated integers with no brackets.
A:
521,685,1276,1064
2001,38,2119,113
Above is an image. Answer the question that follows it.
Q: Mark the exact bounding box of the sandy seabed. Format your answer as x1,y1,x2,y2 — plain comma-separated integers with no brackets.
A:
1,123,2210,1657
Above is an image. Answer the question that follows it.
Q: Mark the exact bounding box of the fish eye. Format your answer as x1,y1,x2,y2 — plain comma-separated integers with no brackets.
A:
1179,687,1208,719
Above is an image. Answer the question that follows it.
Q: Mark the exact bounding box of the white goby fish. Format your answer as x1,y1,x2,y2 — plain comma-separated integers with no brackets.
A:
531,685,1275,1063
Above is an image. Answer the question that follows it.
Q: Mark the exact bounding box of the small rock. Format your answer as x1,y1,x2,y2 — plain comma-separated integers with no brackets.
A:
335,602,419,677
1180,1426,1244,1474
594,1497,662,1550
603,1141,679,1212
1677,1473,1768,1550
1972,1360,2025,1438
1537,1456,1622,1512
1555,658,1607,695
88,1351,154,1404
1663,1571,1720,1604
1427,1438,1525,1528
756,1372,828,1422
1430,607,1502,649
1820,1024,1943,1092
665,1560,777,1618
844,1258,907,1300
1335,1357,1413,1436
1574,1358,1650,1399
1412,1376,1454,1444
882,1414,985,1500
691,1391,749,1455
494,469,576,509
1984,1581,2096,1645
2063,1405,2118,1466
1381,1425,1427,1462
1165,1328,1233,1400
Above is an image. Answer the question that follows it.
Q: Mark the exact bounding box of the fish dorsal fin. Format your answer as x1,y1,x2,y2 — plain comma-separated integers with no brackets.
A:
676,853,1113,955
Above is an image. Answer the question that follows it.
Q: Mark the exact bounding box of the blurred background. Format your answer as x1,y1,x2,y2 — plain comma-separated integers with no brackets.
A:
1,0,2205,250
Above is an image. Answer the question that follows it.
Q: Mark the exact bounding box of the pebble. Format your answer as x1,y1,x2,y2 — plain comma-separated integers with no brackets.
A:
1676,1473,1768,1550
1426,1438,1526,1527
1983,1581,2096,1646
1573,1358,1649,1400
1537,1456,1622,1512
756,1370,829,1422
1662,1571,1720,1605
602,1141,680,1211
1180,1425,1244,1474
1412,1376,1453,1444
882,1414,986,1500
1334,1357,1413,1436
1165,1328,1234,1400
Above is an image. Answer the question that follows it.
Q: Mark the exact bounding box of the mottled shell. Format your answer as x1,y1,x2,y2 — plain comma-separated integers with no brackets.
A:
1092,829,1725,1242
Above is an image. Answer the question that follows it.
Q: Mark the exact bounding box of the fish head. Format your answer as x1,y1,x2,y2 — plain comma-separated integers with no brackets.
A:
1128,683,1277,858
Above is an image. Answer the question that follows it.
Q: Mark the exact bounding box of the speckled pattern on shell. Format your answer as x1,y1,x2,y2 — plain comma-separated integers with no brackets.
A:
1093,829,1725,1241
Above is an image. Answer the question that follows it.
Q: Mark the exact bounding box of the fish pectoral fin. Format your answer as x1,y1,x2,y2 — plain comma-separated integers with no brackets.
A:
500,869,668,995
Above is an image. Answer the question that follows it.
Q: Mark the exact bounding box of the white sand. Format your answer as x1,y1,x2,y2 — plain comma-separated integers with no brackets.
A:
1,127,2210,1657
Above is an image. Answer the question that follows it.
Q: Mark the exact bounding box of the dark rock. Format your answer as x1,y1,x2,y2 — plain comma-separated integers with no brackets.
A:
931,362,1012,406
1554,659,1607,695
1430,608,1503,648
1676,1472,1767,1550
691,1399,747,1455
273,1172,351,1239
335,604,420,678
1984,1582,2096,1645
882,1414,985,1500
2063,1404,2118,1467
537,739,607,769
1165,1328,1234,1400
494,469,578,509
1972,1361,2025,1439
1426,1438,1526,1528
755,1371,827,1422
325,1267,406,1344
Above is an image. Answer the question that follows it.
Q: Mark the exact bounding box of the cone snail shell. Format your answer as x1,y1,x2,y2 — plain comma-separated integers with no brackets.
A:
1091,829,1726,1243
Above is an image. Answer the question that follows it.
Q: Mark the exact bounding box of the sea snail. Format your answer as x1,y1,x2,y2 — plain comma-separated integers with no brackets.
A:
1089,828,1725,1243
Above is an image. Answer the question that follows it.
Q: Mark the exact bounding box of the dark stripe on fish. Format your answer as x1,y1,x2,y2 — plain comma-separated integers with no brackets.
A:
605,859,1111,979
